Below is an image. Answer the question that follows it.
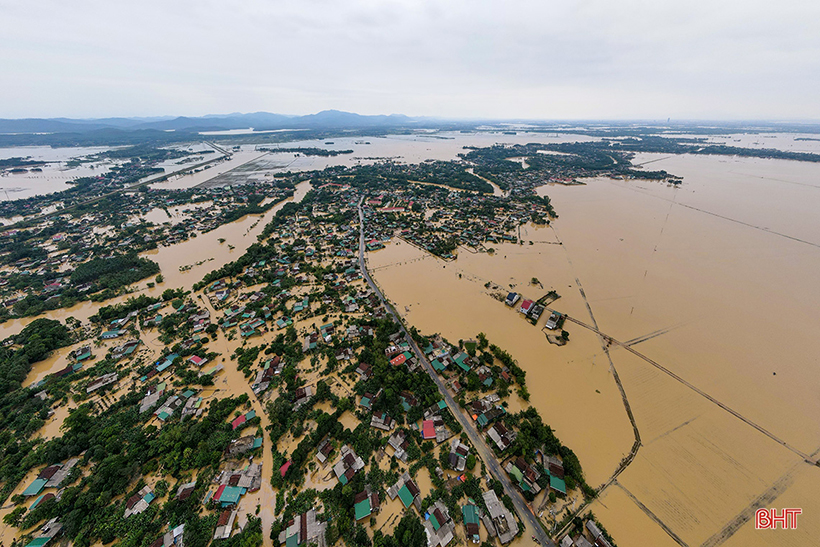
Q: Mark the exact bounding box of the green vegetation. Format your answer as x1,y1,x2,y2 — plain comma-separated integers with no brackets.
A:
71,254,160,291
0,319,72,501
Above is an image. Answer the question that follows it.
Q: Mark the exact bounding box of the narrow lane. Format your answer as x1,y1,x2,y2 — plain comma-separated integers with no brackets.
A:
357,197,554,547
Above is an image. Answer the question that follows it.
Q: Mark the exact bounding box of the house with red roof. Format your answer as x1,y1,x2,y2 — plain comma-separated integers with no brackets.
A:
422,420,436,440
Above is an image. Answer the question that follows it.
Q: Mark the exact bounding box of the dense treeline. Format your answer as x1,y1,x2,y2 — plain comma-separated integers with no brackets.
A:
407,161,494,193
70,254,160,290
0,319,72,501
258,147,354,157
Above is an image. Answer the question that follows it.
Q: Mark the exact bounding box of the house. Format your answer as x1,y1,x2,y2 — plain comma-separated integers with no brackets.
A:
124,485,155,518
586,520,613,547
100,329,126,340
230,409,256,430
86,372,118,394
212,464,262,507
519,299,534,315
387,430,409,462
462,500,482,544
277,508,327,547
293,386,313,409
545,455,565,479
487,423,516,452
140,382,166,413
302,332,320,352
505,292,520,306
360,392,375,410
545,311,561,330
448,439,470,472
43,458,78,488
213,485,243,508
475,406,505,429
23,517,62,547
175,481,197,501
354,486,380,521
213,509,237,540
400,391,418,412
332,445,365,485
112,339,141,359
370,412,395,431
156,353,179,373
482,490,519,544
452,352,471,372
226,435,258,456
316,438,334,463
188,355,208,367
355,362,372,380
182,394,203,418
422,420,436,440
335,347,354,361
155,395,182,422
70,346,92,362
549,472,567,495
422,500,455,547
505,456,542,495
387,472,421,511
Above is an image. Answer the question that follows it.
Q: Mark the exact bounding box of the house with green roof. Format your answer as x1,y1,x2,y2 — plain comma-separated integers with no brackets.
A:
453,352,471,372
354,487,380,521
22,478,47,497
462,500,481,543
397,484,415,508
549,473,567,495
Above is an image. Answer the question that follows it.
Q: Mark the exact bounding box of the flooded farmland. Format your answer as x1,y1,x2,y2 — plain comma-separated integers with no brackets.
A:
369,152,820,546
3,132,820,545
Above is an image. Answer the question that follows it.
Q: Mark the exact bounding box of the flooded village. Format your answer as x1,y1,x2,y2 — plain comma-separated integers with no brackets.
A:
1,128,819,547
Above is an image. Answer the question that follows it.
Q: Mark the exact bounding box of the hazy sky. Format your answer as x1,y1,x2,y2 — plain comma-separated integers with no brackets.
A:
1,0,818,120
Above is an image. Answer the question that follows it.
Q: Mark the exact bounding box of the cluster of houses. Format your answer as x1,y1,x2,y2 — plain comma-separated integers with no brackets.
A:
332,445,366,485
277,508,328,547
505,292,545,322
211,462,263,508
560,520,613,547
359,176,557,261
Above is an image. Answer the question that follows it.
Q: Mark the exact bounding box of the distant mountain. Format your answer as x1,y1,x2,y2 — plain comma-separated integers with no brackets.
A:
0,110,421,135
293,110,413,128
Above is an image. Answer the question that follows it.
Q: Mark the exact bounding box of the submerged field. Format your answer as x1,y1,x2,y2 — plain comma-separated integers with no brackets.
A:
370,153,820,546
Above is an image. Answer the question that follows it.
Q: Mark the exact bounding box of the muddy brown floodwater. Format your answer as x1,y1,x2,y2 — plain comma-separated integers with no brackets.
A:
0,180,312,340
370,153,820,546
6,133,820,546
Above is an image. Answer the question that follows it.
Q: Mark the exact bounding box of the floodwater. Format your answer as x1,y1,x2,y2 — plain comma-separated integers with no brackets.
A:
6,133,820,545
0,180,312,340
369,152,820,546
134,201,214,226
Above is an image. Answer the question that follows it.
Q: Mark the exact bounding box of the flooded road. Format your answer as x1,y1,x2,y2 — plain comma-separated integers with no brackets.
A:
5,133,820,545
371,153,820,546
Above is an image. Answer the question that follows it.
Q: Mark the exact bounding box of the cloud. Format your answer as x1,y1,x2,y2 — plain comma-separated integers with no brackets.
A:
0,0,817,119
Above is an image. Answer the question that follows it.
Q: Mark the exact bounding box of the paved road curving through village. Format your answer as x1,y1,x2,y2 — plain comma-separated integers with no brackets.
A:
357,197,555,547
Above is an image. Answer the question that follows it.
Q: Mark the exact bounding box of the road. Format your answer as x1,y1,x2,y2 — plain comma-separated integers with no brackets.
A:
357,197,554,547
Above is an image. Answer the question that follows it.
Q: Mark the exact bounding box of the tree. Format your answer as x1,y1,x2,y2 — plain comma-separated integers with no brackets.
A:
393,514,426,547
3,506,25,526
466,454,476,470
